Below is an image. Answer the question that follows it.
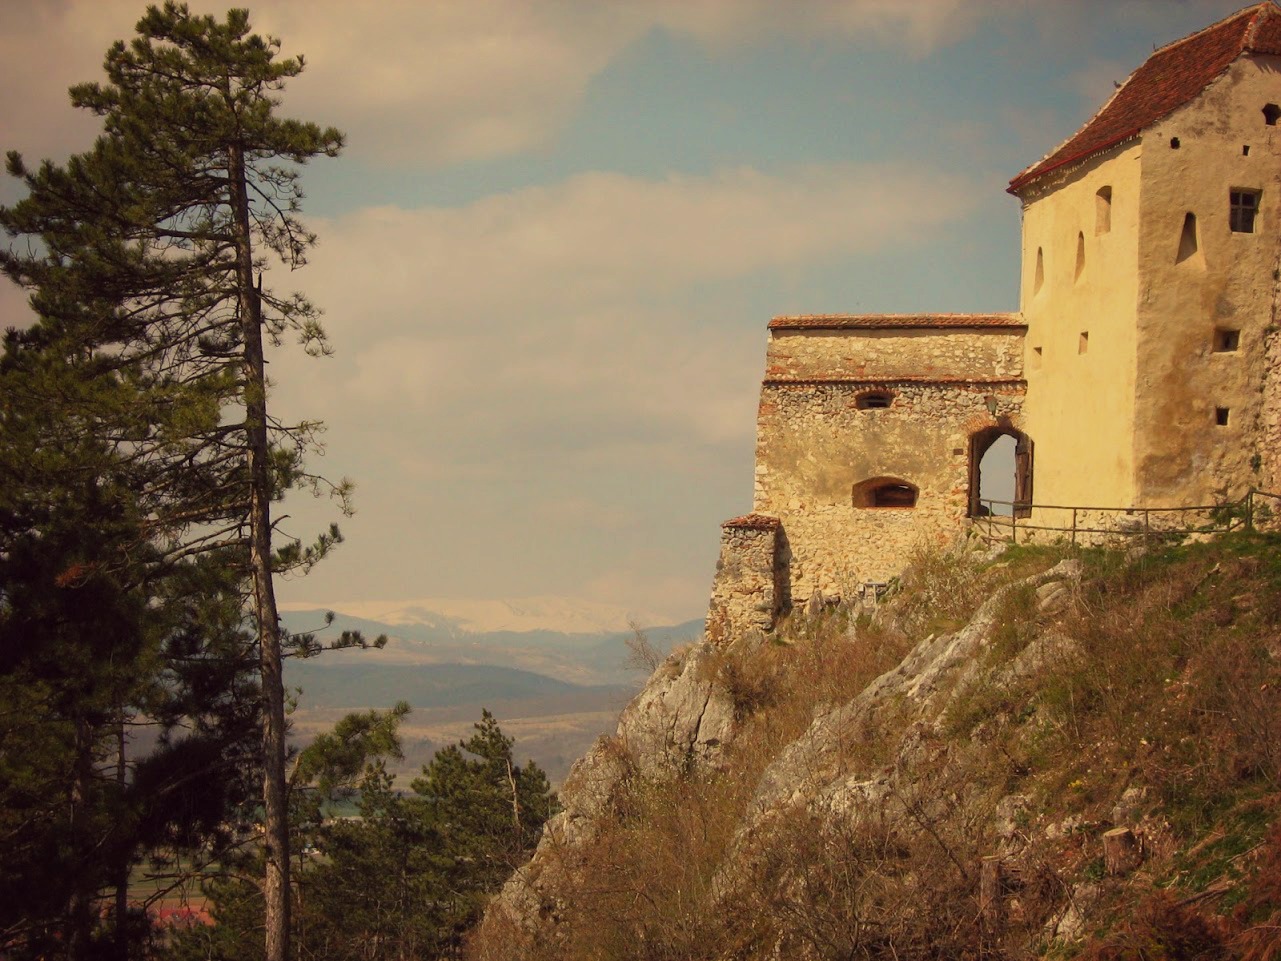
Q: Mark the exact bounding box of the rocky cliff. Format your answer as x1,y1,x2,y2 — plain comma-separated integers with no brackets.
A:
470,536,1281,961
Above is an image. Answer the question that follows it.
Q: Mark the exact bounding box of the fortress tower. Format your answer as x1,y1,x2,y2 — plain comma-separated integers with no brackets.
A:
708,3,1281,645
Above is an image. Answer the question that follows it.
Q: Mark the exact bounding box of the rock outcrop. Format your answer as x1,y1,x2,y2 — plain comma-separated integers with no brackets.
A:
473,540,1281,961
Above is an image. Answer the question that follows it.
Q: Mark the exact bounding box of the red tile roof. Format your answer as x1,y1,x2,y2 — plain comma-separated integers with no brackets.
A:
768,313,1025,331
722,513,782,530
1009,3,1281,194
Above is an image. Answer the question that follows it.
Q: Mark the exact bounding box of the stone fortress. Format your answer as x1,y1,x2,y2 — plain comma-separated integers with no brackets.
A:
708,2,1281,645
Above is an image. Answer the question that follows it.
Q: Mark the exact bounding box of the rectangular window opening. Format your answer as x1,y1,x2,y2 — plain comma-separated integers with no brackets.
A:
1031,345,1043,369
1078,331,1089,354
1215,407,1230,426
1230,189,1261,233
1213,328,1241,352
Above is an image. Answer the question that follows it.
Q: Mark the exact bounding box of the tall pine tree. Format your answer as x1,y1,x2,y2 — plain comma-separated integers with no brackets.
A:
0,5,344,958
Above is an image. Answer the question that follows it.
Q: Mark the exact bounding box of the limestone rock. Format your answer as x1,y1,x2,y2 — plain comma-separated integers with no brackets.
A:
618,642,736,776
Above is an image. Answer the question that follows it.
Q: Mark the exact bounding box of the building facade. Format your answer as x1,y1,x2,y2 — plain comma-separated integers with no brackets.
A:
708,2,1281,645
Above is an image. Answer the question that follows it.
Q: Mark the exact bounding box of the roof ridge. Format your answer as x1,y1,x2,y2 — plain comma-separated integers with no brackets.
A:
1244,1,1281,48
1009,4,1274,194
1149,3,1261,59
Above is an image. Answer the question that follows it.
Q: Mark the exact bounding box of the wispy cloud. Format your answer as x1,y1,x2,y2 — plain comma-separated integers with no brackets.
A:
1,0,1006,168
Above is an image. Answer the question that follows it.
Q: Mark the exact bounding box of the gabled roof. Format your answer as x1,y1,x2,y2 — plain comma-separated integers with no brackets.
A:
768,313,1024,331
1009,2,1281,195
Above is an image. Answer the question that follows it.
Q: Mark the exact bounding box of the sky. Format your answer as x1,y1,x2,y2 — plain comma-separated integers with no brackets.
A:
0,0,1263,624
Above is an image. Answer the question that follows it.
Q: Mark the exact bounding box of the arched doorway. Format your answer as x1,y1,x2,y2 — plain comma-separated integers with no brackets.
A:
969,427,1033,518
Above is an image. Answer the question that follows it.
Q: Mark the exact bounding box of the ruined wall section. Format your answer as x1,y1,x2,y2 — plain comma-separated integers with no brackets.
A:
1134,54,1281,505
705,515,787,647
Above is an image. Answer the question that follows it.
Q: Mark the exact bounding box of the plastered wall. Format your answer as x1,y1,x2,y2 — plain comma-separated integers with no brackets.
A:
1132,55,1281,504
1019,143,1142,510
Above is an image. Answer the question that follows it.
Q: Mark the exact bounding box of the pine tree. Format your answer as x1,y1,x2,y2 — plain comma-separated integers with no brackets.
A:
0,327,260,959
0,5,344,958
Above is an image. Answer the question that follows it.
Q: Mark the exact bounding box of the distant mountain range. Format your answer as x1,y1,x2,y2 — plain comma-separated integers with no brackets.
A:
278,599,705,783
279,600,704,689
280,594,673,637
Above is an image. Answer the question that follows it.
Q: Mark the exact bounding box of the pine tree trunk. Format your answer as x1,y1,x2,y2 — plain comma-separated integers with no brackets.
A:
114,719,128,961
229,142,291,961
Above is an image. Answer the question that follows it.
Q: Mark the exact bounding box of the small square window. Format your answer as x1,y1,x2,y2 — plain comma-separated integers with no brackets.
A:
1230,189,1261,233
1244,145,1251,156
1079,331,1089,354
1213,328,1240,352
1215,407,1230,426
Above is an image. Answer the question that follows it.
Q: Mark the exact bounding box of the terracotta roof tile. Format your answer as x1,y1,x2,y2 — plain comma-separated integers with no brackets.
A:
722,513,782,530
1010,3,1281,194
768,313,1025,331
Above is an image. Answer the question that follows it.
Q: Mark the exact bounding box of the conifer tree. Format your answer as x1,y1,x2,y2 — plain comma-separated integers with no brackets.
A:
0,5,344,959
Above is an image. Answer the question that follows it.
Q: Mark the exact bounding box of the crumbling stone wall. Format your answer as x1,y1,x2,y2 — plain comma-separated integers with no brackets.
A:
705,514,787,647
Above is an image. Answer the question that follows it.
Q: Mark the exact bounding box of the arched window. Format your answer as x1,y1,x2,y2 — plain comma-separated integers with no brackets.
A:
1095,186,1112,234
853,477,918,509
1176,212,1201,264
968,427,1033,519
855,390,894,410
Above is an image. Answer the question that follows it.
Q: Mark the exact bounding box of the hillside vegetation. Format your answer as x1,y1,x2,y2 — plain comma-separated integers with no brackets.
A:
471,533,1281,961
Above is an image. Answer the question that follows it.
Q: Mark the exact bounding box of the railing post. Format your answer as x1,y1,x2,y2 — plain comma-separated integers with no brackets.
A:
1072,508,1078,546
1247,489,1255,532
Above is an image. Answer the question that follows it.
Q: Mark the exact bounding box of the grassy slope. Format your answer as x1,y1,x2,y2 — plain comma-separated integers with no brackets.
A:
471,533,1281,961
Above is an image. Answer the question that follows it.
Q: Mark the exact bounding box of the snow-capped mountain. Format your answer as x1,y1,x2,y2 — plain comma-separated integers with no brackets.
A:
278,595,671,637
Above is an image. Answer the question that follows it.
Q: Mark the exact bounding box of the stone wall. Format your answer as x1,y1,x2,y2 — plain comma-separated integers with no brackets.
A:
753,375,1026,607
705,514,787,647
766,324,1025,382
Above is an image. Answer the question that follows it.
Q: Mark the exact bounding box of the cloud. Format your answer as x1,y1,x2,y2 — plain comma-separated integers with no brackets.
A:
265,160,978,614
282,162,977,448
0,0,1009,169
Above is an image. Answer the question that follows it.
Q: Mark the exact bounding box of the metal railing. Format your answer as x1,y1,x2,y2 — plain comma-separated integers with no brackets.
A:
972,487,1281,546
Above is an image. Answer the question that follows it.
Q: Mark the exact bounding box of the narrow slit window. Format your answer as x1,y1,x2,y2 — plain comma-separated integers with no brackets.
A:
1264,103,1280,126
1031,345,1043,369
1213,328,1240,352
1215,407,1230,426
1244,145,1251,156
1170,136,1181,149
1079,331,1089,354
1095,186,1112,234
1230,189,1261,233
1074,232,1086,281
1177,212,1200,263
1033,247,1044,295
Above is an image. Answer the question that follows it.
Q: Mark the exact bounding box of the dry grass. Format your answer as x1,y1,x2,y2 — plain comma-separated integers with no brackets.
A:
468,534,1281,961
